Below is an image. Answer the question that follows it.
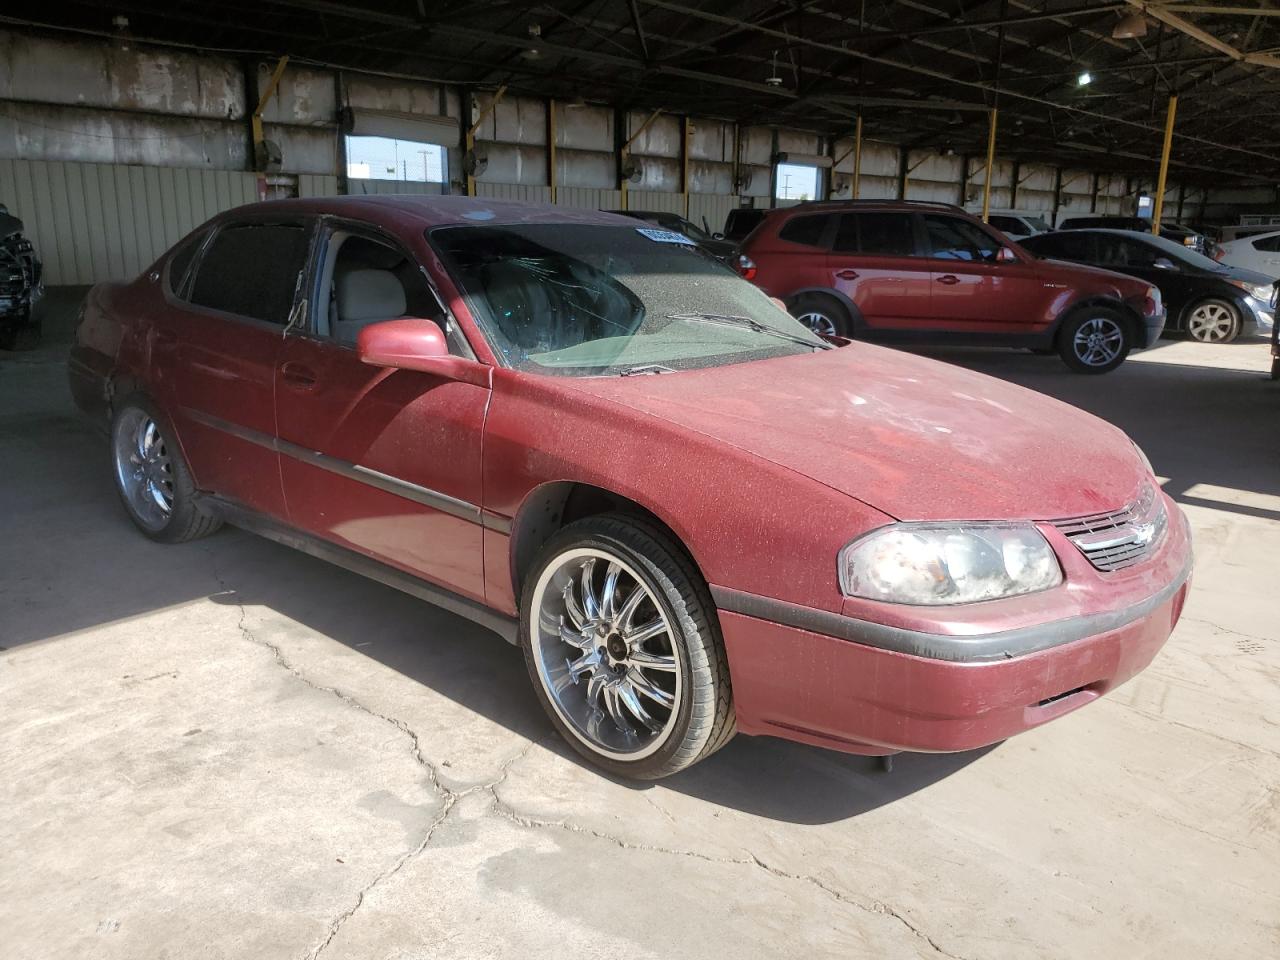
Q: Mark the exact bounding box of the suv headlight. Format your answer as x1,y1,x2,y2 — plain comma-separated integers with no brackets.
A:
839,523,1062,605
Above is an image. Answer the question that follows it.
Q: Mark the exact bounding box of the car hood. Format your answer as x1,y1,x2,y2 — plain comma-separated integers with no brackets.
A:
565,344,1145,522
1214,264,1275,288
1030,256,1147,293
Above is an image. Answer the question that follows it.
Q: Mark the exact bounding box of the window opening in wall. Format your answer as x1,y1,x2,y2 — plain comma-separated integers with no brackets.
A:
345,136,446,183
775,163,818,202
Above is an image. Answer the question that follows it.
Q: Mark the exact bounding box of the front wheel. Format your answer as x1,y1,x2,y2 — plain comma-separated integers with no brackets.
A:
110,397,222,543
1185,299,1242,343
520,514,734,779
1058,308,1132,374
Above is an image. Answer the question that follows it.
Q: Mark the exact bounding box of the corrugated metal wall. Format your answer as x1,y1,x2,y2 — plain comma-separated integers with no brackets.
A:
0,158,257,284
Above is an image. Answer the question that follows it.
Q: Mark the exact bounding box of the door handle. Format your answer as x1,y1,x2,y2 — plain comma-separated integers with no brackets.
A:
936,274,960,285
280,361,318,387
835,269,859,280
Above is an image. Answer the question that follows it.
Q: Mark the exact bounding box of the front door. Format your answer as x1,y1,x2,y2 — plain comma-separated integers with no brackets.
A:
827,211,935,331
920,213,1051,335
273,223,490,602
162,218,315,519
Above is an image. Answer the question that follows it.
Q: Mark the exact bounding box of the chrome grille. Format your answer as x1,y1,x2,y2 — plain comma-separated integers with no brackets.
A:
1050,484,1167,572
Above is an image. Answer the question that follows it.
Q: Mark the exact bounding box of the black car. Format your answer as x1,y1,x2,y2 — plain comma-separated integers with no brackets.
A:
0,204,42,350
604,210,737,262
1058,215,1209,255
1021,229,1276,344
722,207,768,244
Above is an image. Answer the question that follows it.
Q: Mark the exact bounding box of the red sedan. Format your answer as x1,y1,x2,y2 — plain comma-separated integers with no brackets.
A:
69,196,1192,779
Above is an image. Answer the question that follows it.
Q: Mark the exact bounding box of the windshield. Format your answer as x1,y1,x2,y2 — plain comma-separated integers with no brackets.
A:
1025,217,1051,233
671,217,711,242
430,223,824,376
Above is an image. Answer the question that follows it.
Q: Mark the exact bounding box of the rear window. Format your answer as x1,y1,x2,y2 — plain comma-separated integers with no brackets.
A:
778,214,832,248
1254,234,1280,252
189,223,312,324
724,209,766,240
831,213,917,257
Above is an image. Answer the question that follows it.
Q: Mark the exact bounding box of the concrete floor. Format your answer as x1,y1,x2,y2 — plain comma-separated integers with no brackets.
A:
2,327,1278,960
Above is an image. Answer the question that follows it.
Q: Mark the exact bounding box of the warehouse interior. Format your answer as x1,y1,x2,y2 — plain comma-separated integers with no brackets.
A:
2,4,1278,959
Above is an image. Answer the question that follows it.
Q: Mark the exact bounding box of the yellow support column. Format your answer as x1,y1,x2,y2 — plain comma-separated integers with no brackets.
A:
465,85,508,198
980,108,998,223
1151,95,1178,235
251,56,289,169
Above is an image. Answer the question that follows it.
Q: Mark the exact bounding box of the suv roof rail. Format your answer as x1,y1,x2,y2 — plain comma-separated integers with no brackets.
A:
787,198,966,213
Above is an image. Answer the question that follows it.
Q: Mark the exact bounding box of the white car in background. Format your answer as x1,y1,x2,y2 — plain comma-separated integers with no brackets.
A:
984,211,1052,241
1215,230,1280,281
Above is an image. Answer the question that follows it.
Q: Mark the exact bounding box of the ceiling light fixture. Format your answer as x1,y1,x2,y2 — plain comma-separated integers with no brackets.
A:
1112,12,1148,39
1077,71,1092,86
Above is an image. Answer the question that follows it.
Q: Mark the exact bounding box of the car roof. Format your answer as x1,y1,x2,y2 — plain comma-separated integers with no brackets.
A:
1041,228,1160,240
607,209,678,219
212,194,638,230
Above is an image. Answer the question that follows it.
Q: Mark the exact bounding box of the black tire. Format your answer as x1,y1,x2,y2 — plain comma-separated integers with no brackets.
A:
1057,307,1132,374
788,293,852,338
110,396,222,544
1184,298,1242,343
519,513,735,780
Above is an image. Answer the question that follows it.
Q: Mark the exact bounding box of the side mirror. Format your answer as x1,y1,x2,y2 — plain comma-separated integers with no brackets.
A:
996,246,1019,263
357,318,488,386
1153,257,1177,270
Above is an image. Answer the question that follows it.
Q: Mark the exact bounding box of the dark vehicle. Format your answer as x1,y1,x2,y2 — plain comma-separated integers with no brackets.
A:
605,209,736,262
722,207,768,244
0,204,42,350
1058,215,1209,254
739,199,1165,373
1021,229,1276,344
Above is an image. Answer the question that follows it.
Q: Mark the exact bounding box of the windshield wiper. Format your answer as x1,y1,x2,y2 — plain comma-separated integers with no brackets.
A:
619,363,676,376
665,312,832,349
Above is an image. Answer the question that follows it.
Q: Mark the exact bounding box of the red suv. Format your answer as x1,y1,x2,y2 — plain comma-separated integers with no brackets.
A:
737,200,1166,373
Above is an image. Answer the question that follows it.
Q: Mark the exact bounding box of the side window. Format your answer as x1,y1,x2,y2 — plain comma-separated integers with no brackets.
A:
988,216,1020,234
189,223,311,324
1050,232,1094,261
166,231,205,298
1094,235,1155,267
778,214,831,248
833,213,917,256
317,231,456,351
1253,234,1280,252
923,215,1002,262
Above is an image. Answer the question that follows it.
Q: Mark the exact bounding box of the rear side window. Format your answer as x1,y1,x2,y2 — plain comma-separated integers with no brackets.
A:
923,215,1002,262
1253,234,1280,252
1029,232,1093,261
832,213,917,256
778,214,832,248
189,223,312,324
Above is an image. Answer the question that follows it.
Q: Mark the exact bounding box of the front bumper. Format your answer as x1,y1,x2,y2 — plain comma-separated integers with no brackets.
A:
714,500,1192,756
1243,295,1274,336
1141,310,1167,348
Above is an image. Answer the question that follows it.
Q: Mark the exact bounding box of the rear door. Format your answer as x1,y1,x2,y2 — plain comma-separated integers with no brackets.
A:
921,214,1051,334
1092,233,1196,320
827,212,934,330
273,220,490,602
163,218,315,519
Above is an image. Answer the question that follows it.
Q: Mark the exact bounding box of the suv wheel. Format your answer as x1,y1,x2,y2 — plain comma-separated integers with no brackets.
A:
1185,299,1242,343
789,293,851,338
1058,308,1131,374
520,514,735,780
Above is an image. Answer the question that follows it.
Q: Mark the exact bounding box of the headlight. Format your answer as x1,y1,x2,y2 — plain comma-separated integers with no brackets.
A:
1227,278,1274,301
839,524,1062,605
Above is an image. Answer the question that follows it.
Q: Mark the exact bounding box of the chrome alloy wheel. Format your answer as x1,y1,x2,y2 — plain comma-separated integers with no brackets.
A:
795,311,837,337
1186,302,1237,342
1072,316,1125,367
112,408,174,532
529,548,683,761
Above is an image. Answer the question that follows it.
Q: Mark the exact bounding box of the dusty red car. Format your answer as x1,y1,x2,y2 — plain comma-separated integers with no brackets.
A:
737,200,1166,373
70,196,1192,779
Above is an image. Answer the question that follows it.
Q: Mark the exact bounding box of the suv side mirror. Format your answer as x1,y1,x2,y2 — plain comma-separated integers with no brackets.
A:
357,318,489,386
1152,257,1177,270
996,246,1019,263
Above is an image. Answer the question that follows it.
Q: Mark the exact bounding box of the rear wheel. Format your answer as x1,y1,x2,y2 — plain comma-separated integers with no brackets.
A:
788,293,852,338
520,514,734,780
1058,308,1131,374
1185,299,1242,343
110,397,221,543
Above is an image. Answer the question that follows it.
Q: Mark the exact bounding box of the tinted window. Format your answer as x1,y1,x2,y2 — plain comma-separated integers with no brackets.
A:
1094,235,1161,268
778,214,832,248
1026,232,1093,261
166,232,205,297
189,223,311,324
723,209,766,240
1253,234,1280,252
923,215,1002,262
831,213,917,256
987,216,1022,234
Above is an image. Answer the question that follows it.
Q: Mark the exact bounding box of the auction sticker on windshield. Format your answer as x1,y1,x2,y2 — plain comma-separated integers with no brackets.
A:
636,228,695,245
